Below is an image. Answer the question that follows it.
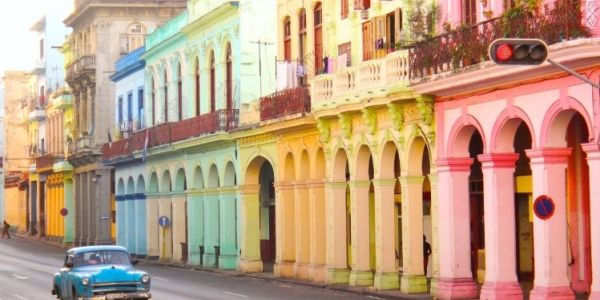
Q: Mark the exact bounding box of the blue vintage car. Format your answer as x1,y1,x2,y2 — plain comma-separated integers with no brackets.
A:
51,245,151,300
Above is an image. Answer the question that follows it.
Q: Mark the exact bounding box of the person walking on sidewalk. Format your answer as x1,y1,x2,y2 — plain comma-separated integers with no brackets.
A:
2,220,10,239
423,235,431,276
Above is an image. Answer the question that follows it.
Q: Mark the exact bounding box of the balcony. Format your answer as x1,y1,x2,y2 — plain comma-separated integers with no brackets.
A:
67,136,96,156
21,94,47,122
52,89,73,110
409,0,597,81
259,86,311,122
30,58,45,75
102,109,239,161
36,153,58,170
312,50,410,113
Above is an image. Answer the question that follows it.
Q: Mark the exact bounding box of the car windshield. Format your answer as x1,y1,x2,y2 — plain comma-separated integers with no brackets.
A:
74,250,131,267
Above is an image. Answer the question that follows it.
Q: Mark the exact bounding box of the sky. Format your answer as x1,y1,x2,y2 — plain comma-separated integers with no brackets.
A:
0,0,74,74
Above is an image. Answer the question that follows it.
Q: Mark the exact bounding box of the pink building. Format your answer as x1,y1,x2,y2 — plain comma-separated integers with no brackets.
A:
411,0,600,299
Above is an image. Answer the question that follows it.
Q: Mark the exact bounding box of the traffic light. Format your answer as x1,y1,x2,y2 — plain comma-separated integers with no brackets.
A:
488,38,549,65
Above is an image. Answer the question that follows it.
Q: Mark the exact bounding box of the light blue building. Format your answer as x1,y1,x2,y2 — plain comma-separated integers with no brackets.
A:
105,46,148,258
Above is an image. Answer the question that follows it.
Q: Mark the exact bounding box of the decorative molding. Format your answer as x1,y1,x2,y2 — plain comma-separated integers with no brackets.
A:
387,103,404,132
317,118,331,143
361,108,377,135
215,33,222,45
416,95,435,126
238,133,277,145
233,24,240,37
338,113,353,139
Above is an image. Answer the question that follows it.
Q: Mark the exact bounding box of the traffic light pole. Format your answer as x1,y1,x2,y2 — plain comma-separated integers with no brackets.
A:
547,58,600,90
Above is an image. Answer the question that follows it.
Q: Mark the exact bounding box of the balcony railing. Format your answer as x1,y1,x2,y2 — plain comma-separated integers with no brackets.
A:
312,50,410,105
36,153,57,169
259,86,311,121
409,0,597,78
102,109,239,160
68,136,95,155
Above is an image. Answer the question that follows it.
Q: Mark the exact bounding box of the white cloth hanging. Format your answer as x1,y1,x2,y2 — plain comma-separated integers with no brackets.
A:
276,61,289,90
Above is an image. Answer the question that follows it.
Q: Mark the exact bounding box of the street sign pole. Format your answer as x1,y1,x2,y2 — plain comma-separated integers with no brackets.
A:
162,226,166,260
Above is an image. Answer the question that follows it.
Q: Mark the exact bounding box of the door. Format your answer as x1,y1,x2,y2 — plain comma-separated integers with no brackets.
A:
362,21,372,61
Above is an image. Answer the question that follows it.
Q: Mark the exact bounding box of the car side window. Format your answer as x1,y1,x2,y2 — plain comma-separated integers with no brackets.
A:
64,255,73,268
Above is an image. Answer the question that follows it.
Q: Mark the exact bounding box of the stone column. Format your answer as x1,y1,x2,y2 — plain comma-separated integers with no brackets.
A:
582,143,600,300
238,184,263,273
308,179,326,282
429,173,440,297
274,182,296,278
74,173,83,246
171,192,187,261
134,193,147,258
294,181,310,280
146,194,160,260
348,180,373,287
64,178,74,245
436,158,478,299
525,148,574,300
326,182,350,284
204,189,219,266
116,195,126,247
158,194,173,260
94,168,113,245
478,153,522,300
399,176,427,294
125,194,135,252
187,190,204,265
372,178,400,290
219,187,238,269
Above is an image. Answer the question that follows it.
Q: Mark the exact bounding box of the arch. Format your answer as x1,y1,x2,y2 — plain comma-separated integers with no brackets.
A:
379,139,400,178
174,167,186,192
126,177,135,195
490,107,536,152
447,115,486,157
541,98,593,147
193,164,204,189
223,161,236,186
148,171,159,194
315,147,326,179
283,152,296,181
160,169,172,192
331,147,349,182
208,164,219,188
299,150,310,180
354,144,373,181
244,153,277,185
405,134,429,176
117,178,126,196
136,174,145,194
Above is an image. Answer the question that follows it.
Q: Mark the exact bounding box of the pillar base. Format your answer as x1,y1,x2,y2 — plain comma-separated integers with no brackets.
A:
294,262,309,280
373,271,400,290
219,254,237,270
430,277,439,297
274,261,295,278
400,274,428,294
237,259,263,273
349,270,374,287
437,277,478,299
308,263,326,282
530,286,574,300
326,267,350,284
480,281,523,300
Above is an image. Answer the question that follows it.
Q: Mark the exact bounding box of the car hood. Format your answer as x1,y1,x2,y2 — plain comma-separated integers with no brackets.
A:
80,265,140,283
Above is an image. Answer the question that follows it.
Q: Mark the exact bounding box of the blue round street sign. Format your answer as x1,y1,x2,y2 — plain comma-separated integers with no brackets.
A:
60,208,68,217
158,215,171,227
533,195,555,220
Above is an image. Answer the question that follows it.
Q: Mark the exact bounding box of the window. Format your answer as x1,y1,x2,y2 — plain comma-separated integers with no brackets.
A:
151,77,156,126
464,0,477,26
210,51,216,112
195,57,200,116
40,38,44,59
121,23,147,54
177,63,182,121
127,92,133,125
226,44,233,111
299,9,307,72
314,3,323,72
354,0,371,10
338,42,352,67
284,17,291,61
138,88,144,130
118,96,123,126
369,8,402,60
163,71,168,122
341,0,349,19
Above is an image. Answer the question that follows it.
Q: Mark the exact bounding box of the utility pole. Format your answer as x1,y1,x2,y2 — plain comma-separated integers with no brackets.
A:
250,39,273,97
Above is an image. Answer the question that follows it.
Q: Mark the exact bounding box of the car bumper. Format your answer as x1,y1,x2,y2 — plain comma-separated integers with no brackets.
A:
80,292,151,300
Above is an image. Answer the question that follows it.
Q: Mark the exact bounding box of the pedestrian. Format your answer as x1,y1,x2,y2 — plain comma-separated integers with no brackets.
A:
423,235,431,276
2,220,10,239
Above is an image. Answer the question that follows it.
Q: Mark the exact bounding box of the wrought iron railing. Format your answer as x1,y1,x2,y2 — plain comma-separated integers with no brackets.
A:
259,86,311,121
36,153,57,169
409,0,596,78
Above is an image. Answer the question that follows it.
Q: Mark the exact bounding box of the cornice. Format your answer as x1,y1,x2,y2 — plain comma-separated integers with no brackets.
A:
181,2,239,37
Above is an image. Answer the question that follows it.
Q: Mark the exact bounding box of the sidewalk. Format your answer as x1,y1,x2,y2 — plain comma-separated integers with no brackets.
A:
14,232,434,300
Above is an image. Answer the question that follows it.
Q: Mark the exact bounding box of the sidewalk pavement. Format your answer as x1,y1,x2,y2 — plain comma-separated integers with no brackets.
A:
14,232,434,300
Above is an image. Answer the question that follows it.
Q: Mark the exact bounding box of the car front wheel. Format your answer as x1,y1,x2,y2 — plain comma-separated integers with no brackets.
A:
71,286,80,300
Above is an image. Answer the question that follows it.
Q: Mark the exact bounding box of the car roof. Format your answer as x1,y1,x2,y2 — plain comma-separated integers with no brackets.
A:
68,245,128,255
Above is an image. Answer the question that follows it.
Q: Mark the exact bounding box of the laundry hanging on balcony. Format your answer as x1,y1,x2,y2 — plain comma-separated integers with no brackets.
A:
276,60,300,90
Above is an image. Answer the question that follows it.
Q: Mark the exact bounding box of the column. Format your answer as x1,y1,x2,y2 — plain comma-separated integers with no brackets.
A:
64,178,74,245
348,180,373,287
203,190,219,267
134,193,147,258
158,194,173,260
399,176,427,294
74,173,83,246
238,184,263,273
525,148,574,300
219,187,238,269
294,181,310,280
125,194,135,251
436,158,478,299
187,191,204,265
116,195,126,247
308,179,326,282
429,173,441,297
478,153,522,300
146,194,160,260
171,192,186,261
326,182,350,284
95,168,112,245
372,178,400,290
274,182,296,278
582,143,600,300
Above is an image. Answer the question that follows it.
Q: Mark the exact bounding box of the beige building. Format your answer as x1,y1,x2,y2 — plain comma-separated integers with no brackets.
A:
1,71,29,229
63,0,186,246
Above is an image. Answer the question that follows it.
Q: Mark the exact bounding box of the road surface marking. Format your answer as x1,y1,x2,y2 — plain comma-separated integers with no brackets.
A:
224,291,248,298
12,274,28,279
14,295,28,300
153,277,169,281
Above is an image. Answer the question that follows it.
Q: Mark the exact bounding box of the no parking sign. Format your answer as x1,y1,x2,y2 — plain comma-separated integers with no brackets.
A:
533,195,555,220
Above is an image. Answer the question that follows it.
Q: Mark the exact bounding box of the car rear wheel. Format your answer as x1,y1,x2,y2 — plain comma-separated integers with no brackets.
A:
53,285,63,300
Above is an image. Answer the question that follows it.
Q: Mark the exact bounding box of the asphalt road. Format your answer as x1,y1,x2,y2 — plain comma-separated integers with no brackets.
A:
0,236,378,300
